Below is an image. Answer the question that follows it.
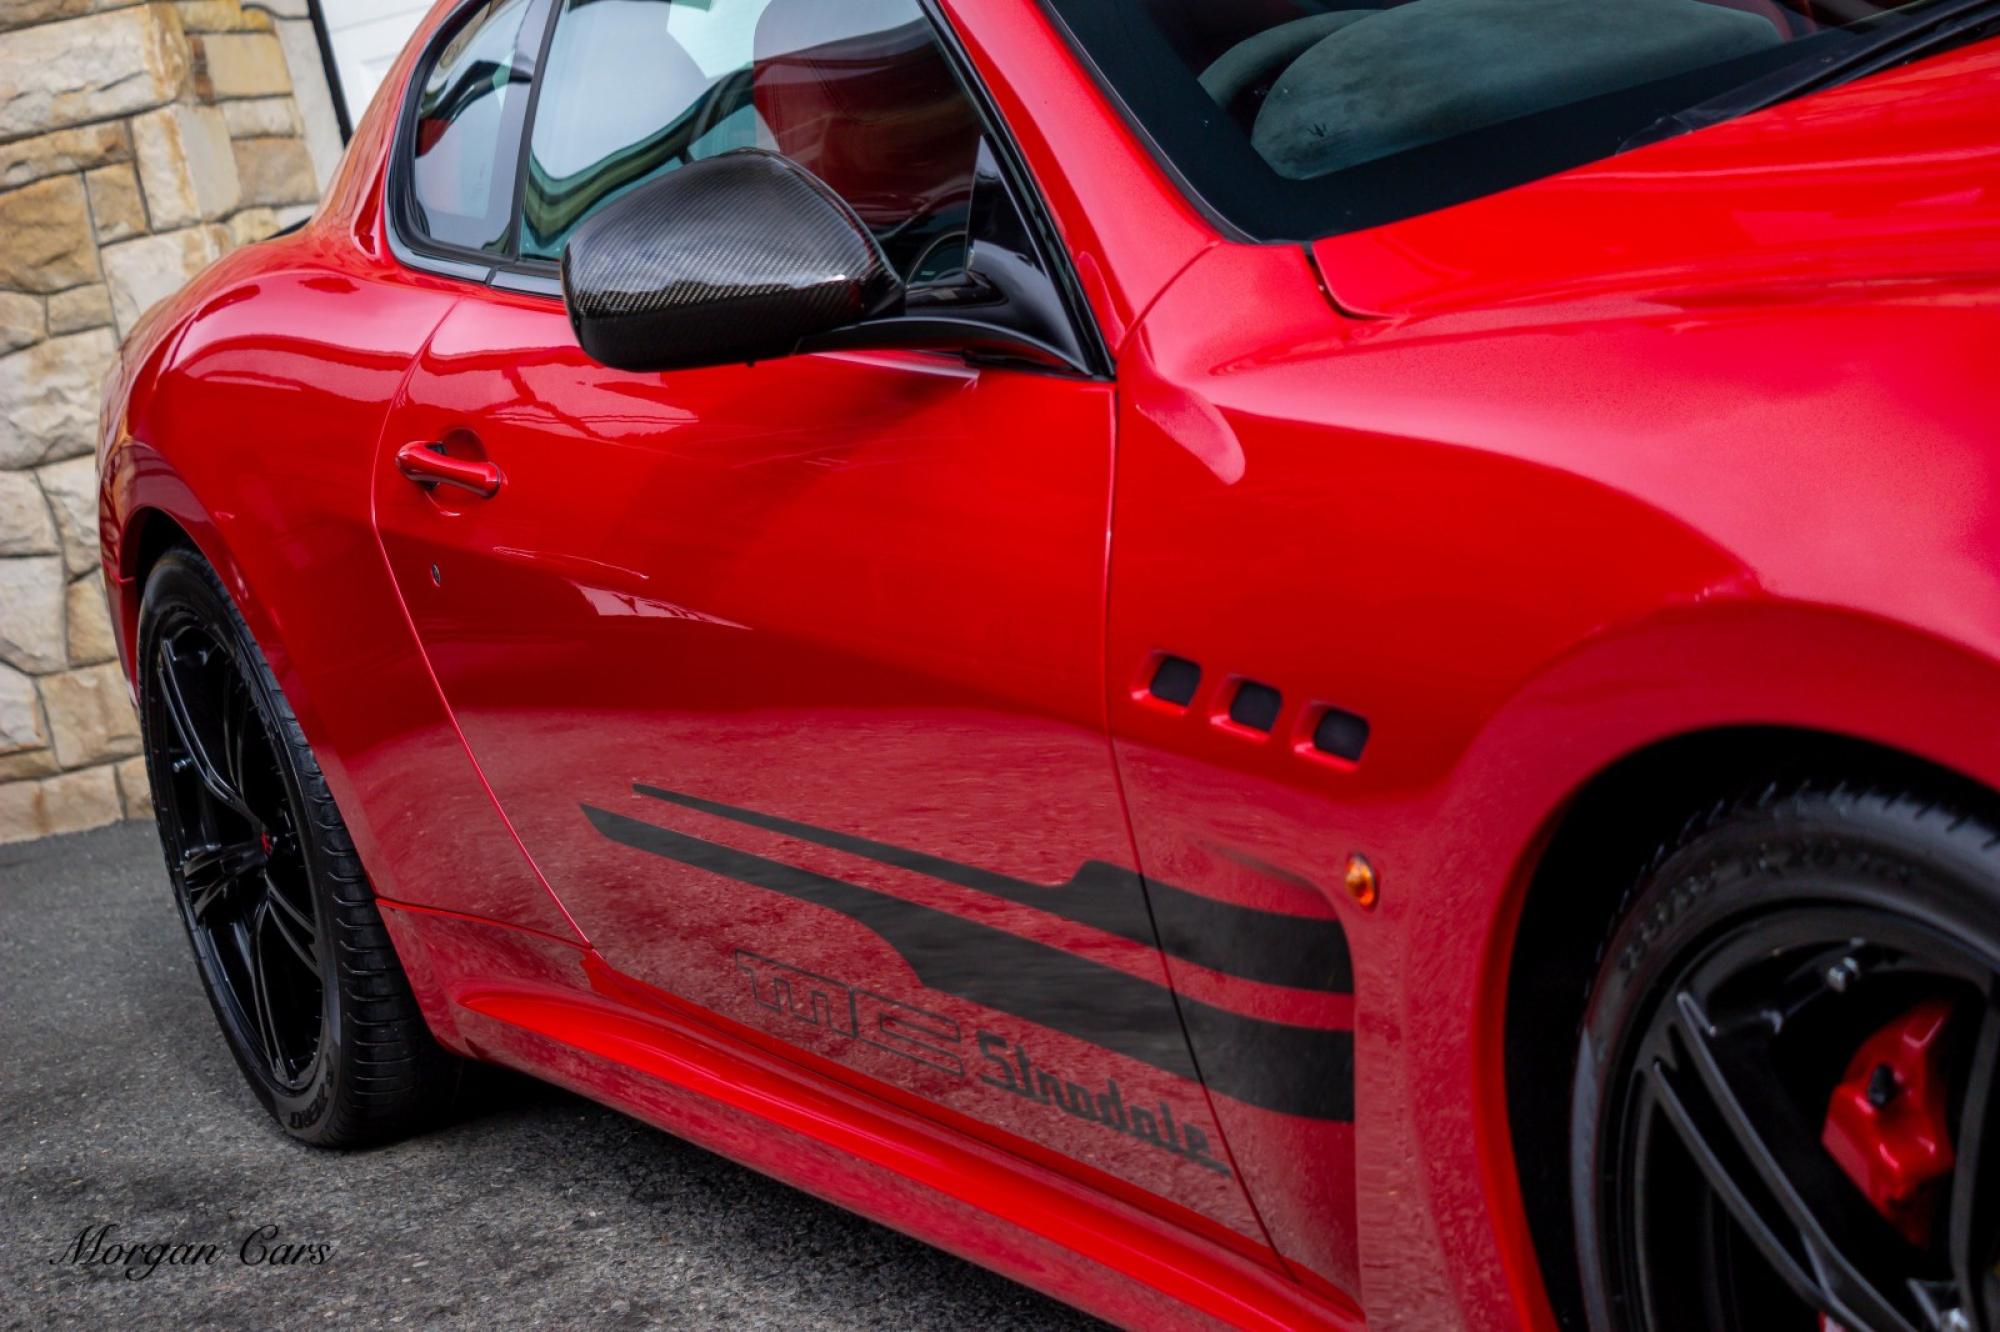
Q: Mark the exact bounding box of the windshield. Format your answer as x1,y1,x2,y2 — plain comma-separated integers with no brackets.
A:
1040,0,1996,240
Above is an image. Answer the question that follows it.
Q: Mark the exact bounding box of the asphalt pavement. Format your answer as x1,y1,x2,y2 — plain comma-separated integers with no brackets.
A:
0,820,1104,1330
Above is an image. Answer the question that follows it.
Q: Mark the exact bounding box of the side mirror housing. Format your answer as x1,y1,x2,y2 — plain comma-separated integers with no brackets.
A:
560,149,904,373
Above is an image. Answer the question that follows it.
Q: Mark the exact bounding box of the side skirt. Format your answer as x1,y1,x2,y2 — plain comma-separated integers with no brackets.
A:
376,900,1362,1332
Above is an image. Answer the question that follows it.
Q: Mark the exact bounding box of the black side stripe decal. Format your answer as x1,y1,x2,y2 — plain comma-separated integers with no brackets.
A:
584,804,1354,1122
632,783,1353,995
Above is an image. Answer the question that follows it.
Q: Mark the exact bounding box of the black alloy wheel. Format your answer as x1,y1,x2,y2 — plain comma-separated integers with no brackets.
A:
139,547,458,1145
1575,783,2000,1332
150,604,324,1093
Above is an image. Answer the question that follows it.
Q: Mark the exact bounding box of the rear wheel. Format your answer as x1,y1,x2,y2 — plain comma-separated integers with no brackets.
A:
1573,784,2000,1332
139,547,459,1145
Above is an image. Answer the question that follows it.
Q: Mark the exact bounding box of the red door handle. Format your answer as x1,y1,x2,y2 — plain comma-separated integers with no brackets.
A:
396,440,502,499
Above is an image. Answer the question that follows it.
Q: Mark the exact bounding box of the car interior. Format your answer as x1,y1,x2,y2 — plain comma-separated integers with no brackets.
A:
1173,0,1933,179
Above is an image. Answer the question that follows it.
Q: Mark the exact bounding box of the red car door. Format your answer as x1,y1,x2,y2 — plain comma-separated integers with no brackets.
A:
369,0,1276,1254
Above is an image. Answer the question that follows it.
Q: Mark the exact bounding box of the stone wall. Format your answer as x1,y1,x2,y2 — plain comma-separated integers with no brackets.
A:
0,0,341,843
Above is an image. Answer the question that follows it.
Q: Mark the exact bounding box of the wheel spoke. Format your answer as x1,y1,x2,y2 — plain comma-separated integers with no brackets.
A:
231,909,285,1081
1658,989,1924,1332
261,875,319,978
151,616,324,1093
155,635,258,825
223,677,254,819
1949,998,2000,1328
1645,1061,1830,1309
179,837,267,922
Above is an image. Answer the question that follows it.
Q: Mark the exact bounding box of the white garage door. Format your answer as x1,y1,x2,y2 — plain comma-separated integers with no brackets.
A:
319,0,436,128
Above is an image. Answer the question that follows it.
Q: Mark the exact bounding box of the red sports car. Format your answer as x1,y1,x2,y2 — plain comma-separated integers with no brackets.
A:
96,0,2000,1326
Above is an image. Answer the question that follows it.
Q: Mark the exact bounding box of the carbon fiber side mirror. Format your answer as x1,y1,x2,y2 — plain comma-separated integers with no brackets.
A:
560,149,904,373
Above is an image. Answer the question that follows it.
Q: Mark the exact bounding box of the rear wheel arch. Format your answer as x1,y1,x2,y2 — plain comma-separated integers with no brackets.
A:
1500,724,2000,1327
115,505,207,692
116,499,329,768
127,505,194,587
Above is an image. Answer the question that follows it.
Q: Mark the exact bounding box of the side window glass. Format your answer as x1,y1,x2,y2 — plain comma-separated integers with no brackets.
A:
518,0,984,284
408,0,539,253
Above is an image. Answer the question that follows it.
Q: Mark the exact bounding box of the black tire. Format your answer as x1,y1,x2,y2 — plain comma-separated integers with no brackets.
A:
139,546,460,1146
1572,782,2000,1332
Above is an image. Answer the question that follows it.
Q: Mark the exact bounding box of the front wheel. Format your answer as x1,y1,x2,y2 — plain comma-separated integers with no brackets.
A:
138,546,460,1146
1573,784,2000,1332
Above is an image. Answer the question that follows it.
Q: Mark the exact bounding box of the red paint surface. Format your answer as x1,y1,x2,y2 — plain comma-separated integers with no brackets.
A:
95,0,2000,1320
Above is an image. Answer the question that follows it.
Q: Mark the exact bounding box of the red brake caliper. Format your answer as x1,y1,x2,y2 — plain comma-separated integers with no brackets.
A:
1821,997,1957,1247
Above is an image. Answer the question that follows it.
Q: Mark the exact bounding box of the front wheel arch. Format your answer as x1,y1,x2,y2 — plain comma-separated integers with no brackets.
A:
1503,726,2000,1328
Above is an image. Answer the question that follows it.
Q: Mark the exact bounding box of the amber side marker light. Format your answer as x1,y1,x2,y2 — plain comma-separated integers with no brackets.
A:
1344,853,1379,910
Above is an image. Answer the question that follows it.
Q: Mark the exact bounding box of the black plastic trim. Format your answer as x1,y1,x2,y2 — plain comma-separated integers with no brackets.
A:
1229,681,1282,733
920,0,1114,377
502,0,564,270
489,267,562,297
1312,706,1371,763
797,314,1078,374
1149,656,1201,707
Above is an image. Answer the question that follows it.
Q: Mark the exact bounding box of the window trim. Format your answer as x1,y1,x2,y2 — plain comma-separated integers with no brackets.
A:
1031,1,1257,244
385,0,560,281
918,0,1111,376
383,0,1110,377
499,0,565,270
